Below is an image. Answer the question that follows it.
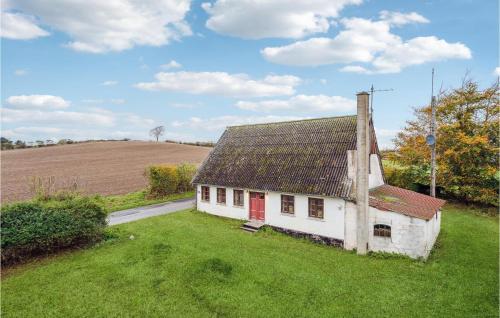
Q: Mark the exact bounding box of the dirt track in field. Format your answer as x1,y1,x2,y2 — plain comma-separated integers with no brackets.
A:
1,141,211,203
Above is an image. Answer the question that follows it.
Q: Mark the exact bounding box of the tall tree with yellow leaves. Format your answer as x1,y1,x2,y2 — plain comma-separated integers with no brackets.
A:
389,78,499,206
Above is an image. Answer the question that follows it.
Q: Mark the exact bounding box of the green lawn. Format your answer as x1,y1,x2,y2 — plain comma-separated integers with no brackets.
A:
2,205,498,317
102,190,195,212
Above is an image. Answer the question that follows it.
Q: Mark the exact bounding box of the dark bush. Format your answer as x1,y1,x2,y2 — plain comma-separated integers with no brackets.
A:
1,197,107,265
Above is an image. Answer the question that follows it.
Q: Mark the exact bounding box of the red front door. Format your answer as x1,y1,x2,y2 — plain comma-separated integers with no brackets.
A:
249,192,265,221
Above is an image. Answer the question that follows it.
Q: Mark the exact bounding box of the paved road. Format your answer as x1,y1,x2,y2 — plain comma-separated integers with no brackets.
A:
107,197,195,226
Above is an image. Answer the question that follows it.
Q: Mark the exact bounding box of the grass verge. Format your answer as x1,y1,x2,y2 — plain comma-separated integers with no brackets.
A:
1,204,498,317
102,190,195,212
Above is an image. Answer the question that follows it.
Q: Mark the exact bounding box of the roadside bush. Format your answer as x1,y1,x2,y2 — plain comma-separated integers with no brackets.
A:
145,165,180,197
1,197,107,265
145,163,197,198
176,163,197,193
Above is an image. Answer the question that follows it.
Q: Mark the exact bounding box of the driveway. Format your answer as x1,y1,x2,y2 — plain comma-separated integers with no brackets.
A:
107,197,195,226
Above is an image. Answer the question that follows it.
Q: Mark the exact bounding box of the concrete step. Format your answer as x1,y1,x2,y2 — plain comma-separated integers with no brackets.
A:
243,221,265,230
241,221,265,233
240,226,258,233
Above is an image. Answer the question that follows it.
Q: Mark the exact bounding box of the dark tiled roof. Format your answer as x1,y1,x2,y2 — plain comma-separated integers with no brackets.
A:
369,184,446,220
192,116,381,198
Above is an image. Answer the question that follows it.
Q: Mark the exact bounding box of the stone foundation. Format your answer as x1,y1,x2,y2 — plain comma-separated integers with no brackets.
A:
269,226,344,248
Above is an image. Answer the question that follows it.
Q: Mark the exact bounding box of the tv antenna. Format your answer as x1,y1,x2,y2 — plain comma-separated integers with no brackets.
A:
369,85,394,119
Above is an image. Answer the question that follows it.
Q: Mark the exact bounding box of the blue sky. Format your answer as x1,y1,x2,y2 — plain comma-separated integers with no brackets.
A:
1,0,498,148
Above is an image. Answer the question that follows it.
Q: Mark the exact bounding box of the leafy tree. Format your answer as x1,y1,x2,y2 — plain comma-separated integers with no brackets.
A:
149,126,165,142
390,78,499,206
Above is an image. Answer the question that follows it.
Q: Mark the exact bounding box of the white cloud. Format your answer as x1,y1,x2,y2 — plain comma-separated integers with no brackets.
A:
6,95,70,109
339,65,372,74
0,11,49,40
375,128,399,149
319,79,327,84
161,60,182,70
170,102,202,108
14,69,28,76
202,0,361,39
4,0,192,53
376,128,399,137
1,108,115,126
379,11,429,26
262,13,471,73
110,99,126,105
124,114,155,127
236,94,355,113
371,36,472,73
2,126,153,142
172,115,306,131
493,67,500,76
82,99,104,104
2,103,155,141
135,71,301,97
102,80,118,86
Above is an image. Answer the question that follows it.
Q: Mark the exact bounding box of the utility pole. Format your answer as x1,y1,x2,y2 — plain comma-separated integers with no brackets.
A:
429,69,437,197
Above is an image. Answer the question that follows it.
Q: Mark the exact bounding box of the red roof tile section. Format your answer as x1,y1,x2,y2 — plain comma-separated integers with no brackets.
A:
369,184,446,220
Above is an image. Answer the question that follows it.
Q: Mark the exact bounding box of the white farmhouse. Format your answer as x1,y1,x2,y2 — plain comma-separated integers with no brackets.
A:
192,92,445,259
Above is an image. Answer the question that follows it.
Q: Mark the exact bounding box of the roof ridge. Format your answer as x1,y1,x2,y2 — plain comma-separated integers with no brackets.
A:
227,115,357,128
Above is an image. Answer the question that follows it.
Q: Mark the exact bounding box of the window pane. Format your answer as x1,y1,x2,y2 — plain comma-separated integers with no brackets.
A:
281,195,294,214
374,224,391,238
308,198,323,218
217,188,226,204
234,190,243,206
202,186,210,201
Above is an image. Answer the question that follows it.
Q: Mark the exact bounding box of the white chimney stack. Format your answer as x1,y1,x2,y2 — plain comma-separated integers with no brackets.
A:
356,91,370,255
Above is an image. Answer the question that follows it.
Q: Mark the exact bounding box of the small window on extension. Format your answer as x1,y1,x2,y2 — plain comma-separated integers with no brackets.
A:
374,224,391,238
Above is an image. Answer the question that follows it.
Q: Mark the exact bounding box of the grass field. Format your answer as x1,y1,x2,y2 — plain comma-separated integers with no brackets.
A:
2,204,498,317
0,141,210,203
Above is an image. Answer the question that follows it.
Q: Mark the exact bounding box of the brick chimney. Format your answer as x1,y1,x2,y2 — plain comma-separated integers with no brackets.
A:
356,91,369,255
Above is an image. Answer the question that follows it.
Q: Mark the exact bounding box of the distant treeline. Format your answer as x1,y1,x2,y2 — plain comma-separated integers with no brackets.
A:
0,137,132,150
1,137,215,150
165,140,215,147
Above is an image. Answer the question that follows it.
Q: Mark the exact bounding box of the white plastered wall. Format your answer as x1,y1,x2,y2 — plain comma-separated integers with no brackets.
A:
196,184,249,220
197,185,346,241
345,200,441,259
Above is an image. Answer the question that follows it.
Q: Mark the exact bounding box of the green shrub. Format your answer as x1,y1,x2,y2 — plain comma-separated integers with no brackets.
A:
384,164,429,192
1,197,107,265
176,163,197,193
145,165,180,197
144,163,197,198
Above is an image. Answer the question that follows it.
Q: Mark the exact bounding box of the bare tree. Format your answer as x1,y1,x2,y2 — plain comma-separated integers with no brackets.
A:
149,126,165,142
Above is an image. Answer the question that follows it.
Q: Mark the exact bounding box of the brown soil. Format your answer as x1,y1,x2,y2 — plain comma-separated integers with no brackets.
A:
1,141,211,203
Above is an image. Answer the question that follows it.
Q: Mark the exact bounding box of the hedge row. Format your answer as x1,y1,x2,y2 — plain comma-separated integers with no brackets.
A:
1,197,107,265
145,163,197,198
